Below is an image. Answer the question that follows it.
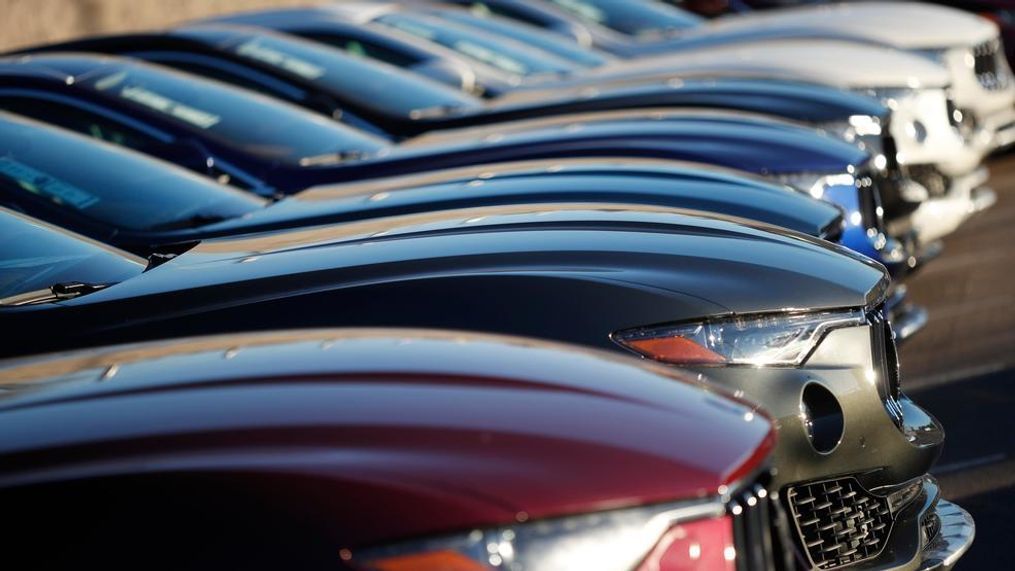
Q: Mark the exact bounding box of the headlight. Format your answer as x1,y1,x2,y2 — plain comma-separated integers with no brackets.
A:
613,309,866,367
820,115,884,141
770,172,858,201
856,87,916,106
349,499,735,571
818,116,889,170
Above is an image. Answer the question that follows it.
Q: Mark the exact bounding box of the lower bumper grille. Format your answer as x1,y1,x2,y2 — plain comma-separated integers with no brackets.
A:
907,164,951,199
921,512,941,545
786,477,894,569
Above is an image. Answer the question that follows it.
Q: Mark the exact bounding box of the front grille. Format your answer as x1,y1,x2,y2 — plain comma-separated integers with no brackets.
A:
730,484,773,570
873,132,922,222
870,309,904,429
921,512,941,545
946,99,978,141
907,164,951,199
973,39,1011,91
728,479,794,571
854,168,887,233
786,477,894,569
881,130,900,172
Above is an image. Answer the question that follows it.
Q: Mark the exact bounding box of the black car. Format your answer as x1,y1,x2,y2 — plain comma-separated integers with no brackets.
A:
0,200,963,569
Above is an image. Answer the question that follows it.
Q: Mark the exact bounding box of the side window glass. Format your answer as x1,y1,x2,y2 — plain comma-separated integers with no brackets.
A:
0,96,162,153
482,4,549,28
302,33,420,67
165,60,283,96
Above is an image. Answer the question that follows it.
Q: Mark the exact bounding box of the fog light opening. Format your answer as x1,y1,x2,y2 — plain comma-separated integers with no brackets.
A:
800,383,845,454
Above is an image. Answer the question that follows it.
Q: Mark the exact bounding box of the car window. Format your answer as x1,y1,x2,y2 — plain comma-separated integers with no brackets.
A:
219,31,480,119
154,57,308,101
81,63,390,164
0,113,265,232
374,13,577,77
546,0,702,37
0,207,144,302
0,96,165,153
469,2,556,29
431,8,608,67
300,33,423,68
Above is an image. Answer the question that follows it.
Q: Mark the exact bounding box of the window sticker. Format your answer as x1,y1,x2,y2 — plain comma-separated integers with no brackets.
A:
235,39,326,80
118,85,221,129
0,157,100,210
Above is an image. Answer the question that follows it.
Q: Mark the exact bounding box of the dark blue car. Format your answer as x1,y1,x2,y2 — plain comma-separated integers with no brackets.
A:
0,54,913,271
0,111,844,256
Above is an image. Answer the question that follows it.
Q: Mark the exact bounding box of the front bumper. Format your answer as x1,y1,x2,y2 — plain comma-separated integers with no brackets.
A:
917,499,976,571
693,324,942,494
887,88,983,177
906,167,995,245
691,317,954,569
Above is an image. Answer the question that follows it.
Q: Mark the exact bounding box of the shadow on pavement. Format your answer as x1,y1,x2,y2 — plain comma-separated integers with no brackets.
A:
908,367,1015,568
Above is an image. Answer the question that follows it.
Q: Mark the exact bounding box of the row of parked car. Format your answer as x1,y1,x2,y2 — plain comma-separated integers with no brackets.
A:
0,0,1004,569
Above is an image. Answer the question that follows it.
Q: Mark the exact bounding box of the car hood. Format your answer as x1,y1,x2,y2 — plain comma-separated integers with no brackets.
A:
702,1,997,50
495,77,890,124
211,161,843,238
397,112,870,174
581,38,951,89
91,203,887,313
0,328,773,545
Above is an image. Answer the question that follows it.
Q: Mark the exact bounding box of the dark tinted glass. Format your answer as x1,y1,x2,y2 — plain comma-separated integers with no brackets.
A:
432,8,608,67
82,62,389,163
214,29,481,118
0,207,144,301
0,113,265,231
375,13,577,77
307,34,423,67
0,96,163,153
546,0,702,36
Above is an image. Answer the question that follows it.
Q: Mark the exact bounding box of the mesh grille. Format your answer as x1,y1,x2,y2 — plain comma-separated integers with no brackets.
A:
973,40,1010,91
786,477,894,569
907,164,951,199
921,512,941,545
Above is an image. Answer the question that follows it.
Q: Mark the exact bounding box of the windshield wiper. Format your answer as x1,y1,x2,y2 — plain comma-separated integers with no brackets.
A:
0,281,111,307
145,240,200,272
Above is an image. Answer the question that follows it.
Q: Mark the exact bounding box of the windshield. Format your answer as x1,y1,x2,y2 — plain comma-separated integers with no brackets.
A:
221,29,482,119
0,207,144,302
83,62,389,164
374,12,577,77
546,0,702,37
432,8,608,68
0,114,265,231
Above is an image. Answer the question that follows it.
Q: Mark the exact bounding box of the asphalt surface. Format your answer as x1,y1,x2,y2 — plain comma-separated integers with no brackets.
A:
898,153,1015,567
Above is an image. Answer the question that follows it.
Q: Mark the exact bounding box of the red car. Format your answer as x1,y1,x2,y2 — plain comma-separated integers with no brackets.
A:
0,329,780,570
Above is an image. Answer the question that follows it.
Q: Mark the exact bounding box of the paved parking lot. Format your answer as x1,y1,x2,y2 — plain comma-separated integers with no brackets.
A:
899,153,1015,568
